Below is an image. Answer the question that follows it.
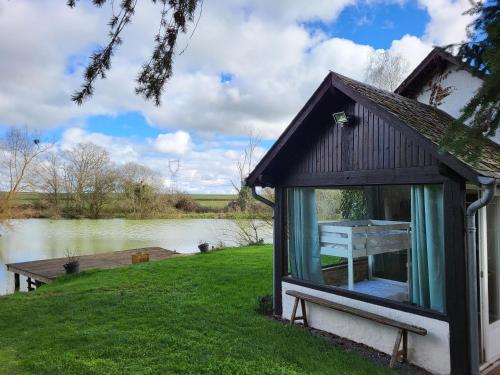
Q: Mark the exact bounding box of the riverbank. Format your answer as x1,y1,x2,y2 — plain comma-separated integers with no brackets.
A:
8,192,271,220
0,245,395,374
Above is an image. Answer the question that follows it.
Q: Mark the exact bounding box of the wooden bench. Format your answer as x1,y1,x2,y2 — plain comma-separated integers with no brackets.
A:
286,290,427,368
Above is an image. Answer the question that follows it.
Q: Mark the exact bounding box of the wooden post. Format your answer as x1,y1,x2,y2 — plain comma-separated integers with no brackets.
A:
300,299,309,327
443,177,469,374
27,277,33,291
347,228,354,290
14,273,20,292
273,187,285,316
402,330,408,362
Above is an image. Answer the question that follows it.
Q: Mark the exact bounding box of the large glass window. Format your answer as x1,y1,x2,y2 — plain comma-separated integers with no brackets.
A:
286,184,446,313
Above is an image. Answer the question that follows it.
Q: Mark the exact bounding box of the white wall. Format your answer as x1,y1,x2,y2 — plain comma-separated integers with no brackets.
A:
415,66,500,145
416,67,482,120
282,282,451,374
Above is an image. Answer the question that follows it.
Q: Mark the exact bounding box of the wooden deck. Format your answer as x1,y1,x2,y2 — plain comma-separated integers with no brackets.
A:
6,247,182,290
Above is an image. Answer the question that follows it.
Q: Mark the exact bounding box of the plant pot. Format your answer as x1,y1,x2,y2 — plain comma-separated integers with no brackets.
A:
63,260,80,274
198,243,209,253
132,253,149,264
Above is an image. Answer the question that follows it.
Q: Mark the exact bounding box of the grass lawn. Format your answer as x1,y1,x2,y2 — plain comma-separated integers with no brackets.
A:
0,245,396,375
191,194,236,209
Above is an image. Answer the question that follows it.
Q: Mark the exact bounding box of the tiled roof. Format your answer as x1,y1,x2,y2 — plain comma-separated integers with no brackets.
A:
333,72,500,179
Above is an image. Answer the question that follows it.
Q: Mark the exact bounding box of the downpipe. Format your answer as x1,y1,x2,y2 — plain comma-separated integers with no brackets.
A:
251,185,274,208
466,177,497,375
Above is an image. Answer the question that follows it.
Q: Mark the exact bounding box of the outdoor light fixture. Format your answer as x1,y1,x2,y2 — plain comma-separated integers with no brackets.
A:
333,111,350,127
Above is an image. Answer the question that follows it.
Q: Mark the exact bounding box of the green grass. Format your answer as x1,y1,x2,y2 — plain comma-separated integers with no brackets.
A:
321,254,342,267
12,192,40,204
195,200,231,208
190,194,236,200
191,194,236,209
0,246,395,375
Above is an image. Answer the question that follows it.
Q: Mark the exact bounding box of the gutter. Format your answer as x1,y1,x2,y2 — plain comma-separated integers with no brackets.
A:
466,176,497,375
251,185,274,208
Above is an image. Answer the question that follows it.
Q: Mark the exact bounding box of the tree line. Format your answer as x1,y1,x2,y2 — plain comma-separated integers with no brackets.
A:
0,127,204,219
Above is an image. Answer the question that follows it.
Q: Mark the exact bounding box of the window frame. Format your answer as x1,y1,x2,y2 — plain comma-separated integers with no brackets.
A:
282,182,448,320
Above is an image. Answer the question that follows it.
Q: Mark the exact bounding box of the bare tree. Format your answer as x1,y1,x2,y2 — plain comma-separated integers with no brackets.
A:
224,134,274,246
36,150,64,205
231,215,271,246
87,164,117,218
231,133,261,211
364,51,410,92
0,127,48,216
64,143,115,217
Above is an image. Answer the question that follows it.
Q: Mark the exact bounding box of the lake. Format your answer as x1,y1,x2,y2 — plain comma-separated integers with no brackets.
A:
0,218,272,295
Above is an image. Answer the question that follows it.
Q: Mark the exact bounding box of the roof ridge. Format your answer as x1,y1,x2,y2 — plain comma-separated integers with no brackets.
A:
330,71,500,176
331,71,457,121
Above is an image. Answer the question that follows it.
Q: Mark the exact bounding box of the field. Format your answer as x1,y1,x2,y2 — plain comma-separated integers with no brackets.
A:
0,245,396,375
13,192,237,209
190,194,236,208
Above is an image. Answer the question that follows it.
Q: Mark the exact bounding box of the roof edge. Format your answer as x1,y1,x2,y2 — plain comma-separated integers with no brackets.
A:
395,48,449,95
246,72,333,186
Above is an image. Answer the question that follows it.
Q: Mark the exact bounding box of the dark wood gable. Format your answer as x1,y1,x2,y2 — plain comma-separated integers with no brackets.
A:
266,91,441,187
247,71,496,187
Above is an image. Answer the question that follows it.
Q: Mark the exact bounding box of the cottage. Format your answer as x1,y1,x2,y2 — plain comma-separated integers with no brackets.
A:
247,48,500,375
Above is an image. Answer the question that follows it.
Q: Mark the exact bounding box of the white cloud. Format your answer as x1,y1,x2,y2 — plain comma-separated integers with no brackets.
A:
389,34,433,70
418,0,474,45
153,131,192,155
0,0,476,192
60,127,140,164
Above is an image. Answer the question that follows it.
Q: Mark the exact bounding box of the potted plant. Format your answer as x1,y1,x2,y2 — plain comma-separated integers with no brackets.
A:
63,250,80,274
132,251,150,264
198,241,209,253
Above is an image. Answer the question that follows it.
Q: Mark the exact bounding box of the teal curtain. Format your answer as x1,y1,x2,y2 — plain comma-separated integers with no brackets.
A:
410,185,446,312
288,188,324,283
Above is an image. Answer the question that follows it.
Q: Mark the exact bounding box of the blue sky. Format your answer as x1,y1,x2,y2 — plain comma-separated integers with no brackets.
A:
0,0,472,192
327,2,430,48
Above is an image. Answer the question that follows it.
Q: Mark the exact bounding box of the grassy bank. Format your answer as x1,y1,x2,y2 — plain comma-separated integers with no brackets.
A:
0,245,395,375
9,192,248,220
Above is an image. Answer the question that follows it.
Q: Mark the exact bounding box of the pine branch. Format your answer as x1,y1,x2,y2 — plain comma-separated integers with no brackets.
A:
68,0,201,106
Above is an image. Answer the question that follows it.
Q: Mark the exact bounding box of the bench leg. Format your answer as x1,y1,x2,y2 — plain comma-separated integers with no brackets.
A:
290,297,299,326
300,299,308,328
402,330,408,362
290,297,309,327
390,329,404,368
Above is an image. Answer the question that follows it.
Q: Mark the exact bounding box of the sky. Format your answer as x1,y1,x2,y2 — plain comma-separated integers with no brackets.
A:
0,0,474,193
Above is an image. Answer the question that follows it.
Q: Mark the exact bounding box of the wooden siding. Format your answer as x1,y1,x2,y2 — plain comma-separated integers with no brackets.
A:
280,101,439,182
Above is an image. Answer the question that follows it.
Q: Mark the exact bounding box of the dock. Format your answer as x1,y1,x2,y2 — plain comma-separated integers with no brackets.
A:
6,247,182,291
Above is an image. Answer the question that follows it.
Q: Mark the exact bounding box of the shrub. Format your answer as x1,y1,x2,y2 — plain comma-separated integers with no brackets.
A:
255,294,273,316
61,206,85,219
172,194,199,212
